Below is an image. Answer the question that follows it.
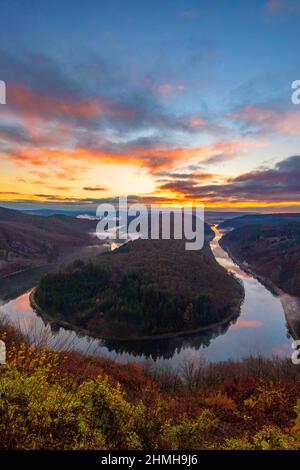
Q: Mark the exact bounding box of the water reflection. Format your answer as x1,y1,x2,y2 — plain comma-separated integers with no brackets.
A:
100,314,239,360
0,225,294,364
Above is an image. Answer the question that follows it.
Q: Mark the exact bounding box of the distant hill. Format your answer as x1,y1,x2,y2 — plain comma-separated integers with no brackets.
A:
0,206,97,275
0,206,214,277
219,213,300,229
220,221,300,296
20,207,249,222
34,236,244,339
23,208,90,217
204,211,250,224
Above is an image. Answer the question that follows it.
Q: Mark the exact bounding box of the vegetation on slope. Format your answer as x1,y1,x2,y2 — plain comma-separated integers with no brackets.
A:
220,222,300,296
34,238,244,338
0,321,300,450
219,213,300,230
0,206,97,275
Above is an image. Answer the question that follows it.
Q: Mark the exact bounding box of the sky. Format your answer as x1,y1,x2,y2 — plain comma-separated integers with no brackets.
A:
0,0,300,211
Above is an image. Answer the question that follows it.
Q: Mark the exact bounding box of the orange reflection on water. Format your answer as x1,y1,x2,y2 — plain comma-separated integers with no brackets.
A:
231,319,264,330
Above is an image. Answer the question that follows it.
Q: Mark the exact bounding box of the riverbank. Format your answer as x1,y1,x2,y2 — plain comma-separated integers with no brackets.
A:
220,238,300,340
30,287,241,342
1,226,295,364
31,235,244,343
0,243,108,302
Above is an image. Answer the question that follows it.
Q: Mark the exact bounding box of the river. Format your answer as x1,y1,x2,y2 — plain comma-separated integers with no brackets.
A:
0,225,295,366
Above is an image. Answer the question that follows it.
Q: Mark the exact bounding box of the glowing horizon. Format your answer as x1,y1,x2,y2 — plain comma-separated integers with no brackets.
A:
1,0,300,212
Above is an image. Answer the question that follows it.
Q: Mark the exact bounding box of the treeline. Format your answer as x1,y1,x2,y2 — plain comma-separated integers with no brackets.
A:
35,261,222,335
220,221,300,296
219,213,300,229
35,239,244,338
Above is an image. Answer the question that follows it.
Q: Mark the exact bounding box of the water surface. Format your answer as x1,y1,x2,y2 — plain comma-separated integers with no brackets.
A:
0,226,293,365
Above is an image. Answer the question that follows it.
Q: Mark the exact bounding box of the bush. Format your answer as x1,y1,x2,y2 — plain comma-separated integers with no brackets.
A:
225,426,298,450
1,322,300,451
0,360,142,449
161,410,218,450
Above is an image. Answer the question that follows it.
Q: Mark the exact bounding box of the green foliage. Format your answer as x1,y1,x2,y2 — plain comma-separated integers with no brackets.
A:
35,238,244,336
0,362,142,449
225,426,298,450
1,322,299,451
161,410,218,450
294,399,300,437
78,378,143,449
221,221,300,296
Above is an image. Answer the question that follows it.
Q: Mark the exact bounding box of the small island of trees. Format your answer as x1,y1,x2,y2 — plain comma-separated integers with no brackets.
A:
34,238,244,339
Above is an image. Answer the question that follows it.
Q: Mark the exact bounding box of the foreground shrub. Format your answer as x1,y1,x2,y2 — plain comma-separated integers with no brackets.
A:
161,410,218,450
225,426,298,450
0,361,142,449
1,323,300,451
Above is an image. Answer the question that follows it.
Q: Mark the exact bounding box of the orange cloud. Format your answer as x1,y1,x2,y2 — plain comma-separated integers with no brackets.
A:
154,155,300,208
4,139,263,177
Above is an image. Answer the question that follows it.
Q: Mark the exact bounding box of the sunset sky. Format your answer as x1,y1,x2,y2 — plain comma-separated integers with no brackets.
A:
1,0,300,211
